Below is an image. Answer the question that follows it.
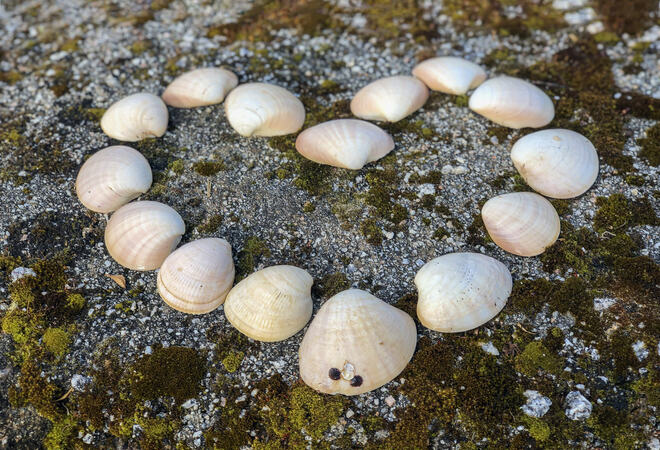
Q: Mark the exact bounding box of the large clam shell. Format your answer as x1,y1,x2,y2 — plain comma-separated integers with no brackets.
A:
224,265,313,342
468,76,554,129
157,238,235,314
100,93,169,141
412,57,487,95
350,75,429,122
162,68,238,108
76,145,152,213
299,289,417,396
511,129,599,199
481,192,560,257
105,201,185,270
224,83,305,137
415,253,512,332
295,119,394,170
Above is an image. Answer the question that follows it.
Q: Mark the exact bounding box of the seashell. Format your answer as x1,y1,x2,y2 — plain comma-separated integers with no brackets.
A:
162,68,238,108
224,265,313,341
510,129,599,199
157,238,235,314
224,83,305,137
350,75,429,122
105,201,185,270
481,192,560,257
412,56,487,95
299,289,417,395
75,145,152,213
415,253,512,333
101,93,169,141
295,119,395,170
468,76,554,129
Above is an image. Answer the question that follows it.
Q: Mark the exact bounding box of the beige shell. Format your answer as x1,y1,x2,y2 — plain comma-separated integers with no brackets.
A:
157,238,235,314
224,265,313,341
415,253,512,332
481,192,560,257
299,289,417,396
224,83,305,137
412,57,487,95
162,68,238,108
468,76,554,129
100,93,169,141
350,75,429,122
105,201,185,270
511,129,599,199
295,119,395,170
75,145,152,213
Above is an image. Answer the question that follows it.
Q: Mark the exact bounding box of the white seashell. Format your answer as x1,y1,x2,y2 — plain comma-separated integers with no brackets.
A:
412,57,487,95
105,201,185,270
468,76,554,129
76,146,152,213
350,75,429,122
295,119,395,170
157,238,235,314
162,68,238,108
224,265,313,341
481,192,560,257
224,83,305,137
299,289,417,395
100,93,169,141
510,129,599,199
415,253,512,332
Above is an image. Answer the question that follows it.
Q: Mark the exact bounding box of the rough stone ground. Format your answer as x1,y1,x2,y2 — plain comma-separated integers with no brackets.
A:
0,0,658,449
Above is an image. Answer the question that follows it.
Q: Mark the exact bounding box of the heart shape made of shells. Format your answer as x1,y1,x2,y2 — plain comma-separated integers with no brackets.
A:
76,58,599,396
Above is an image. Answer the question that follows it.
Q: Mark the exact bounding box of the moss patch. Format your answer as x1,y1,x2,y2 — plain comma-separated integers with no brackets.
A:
314,272,350,299
593,0,658,34
192,160,225,176
638,123,660,166
236,236,271,280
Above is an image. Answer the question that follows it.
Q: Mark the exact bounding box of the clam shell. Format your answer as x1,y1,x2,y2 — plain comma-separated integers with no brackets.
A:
468,76,554,129
511,129,598,199
224,265,313,341
76,145,152,213
299,289,417,395
295,119,395,170
100,93,169,141
162,68,238,108
105,201,185,270
415,253,512,332
412,57,487,95
157,238,235,314
481,192,560,257
350,75,429,122
224,83,305,137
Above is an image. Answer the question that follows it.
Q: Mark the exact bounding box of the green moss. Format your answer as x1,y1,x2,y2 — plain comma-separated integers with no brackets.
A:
197,214,223,233
236,236,271,280
192,160,225,176
42,327,71,358
638,123,660,166
222,351,245,373
360,219,384,245
466,213,490,246
364,168,408,226
314,272,349,299
130,39,151,54
0,70,24,84
302,201,315,213
169,159,185,175
593,31,620,44
65,293,85,312
433,227,449,241
2,309,43,347
625,174,645,186
523,416,551,442
587,405,642,447
593,0,658,34
43,416,77,450
288,385,345,439
454,94,468,107
515,341,562,377
14,359,64,421
594,194,658,232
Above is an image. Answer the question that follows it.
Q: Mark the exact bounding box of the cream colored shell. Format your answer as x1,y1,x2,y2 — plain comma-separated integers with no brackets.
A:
511,129,599,199
415,253,512,332
412,57,487,95
100,93,169,141
105,201,185,270
162,68,238,108
224,83,305,137
481,192,560,257
224,265,313,341
75,146,152,213
468,76,554,129
295,119,394,170
157,238,235,314
299,289,417,396
350,75,429,122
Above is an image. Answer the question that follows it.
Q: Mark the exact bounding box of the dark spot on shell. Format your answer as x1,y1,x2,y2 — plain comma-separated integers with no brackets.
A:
350,375,363,387
328,368,341,380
